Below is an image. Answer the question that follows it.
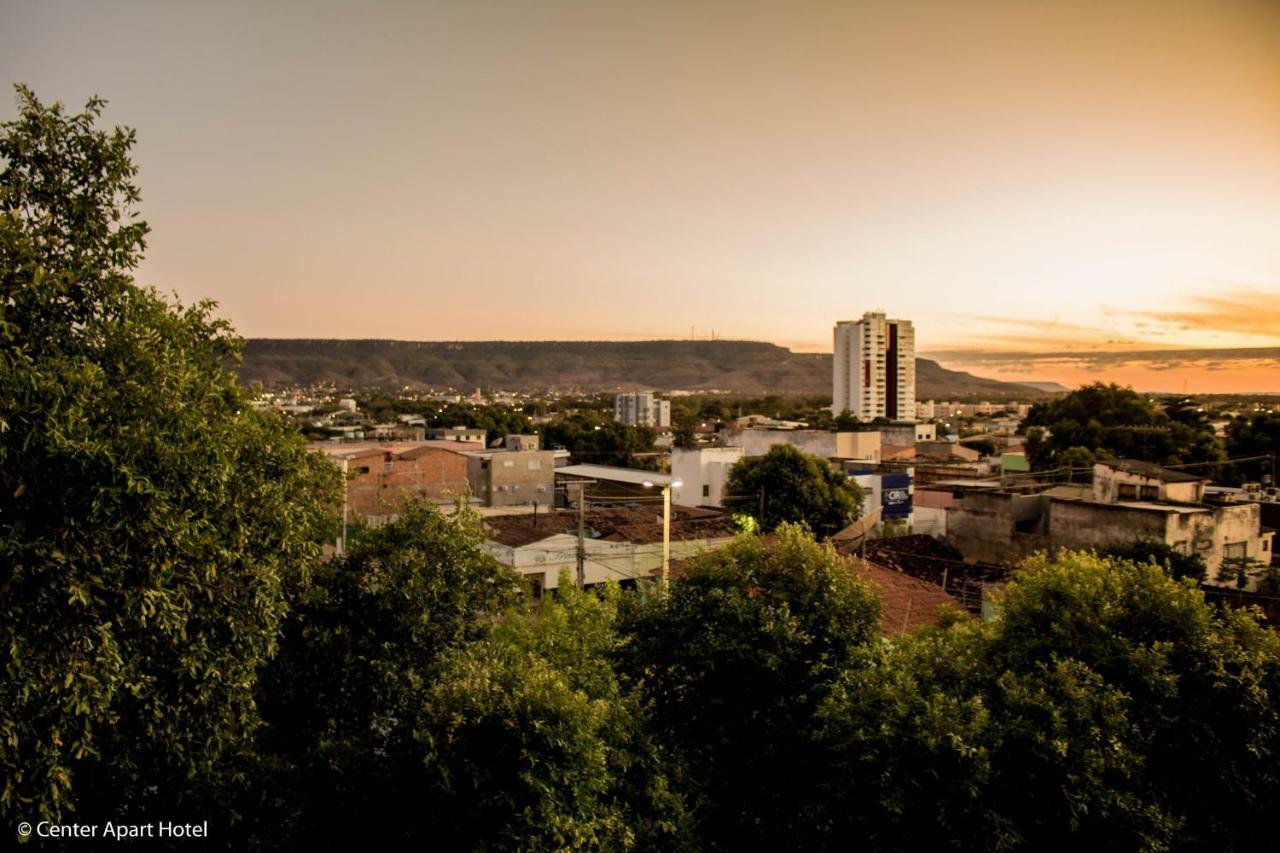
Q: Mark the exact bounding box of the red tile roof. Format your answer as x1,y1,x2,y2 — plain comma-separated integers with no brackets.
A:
853,560,960,636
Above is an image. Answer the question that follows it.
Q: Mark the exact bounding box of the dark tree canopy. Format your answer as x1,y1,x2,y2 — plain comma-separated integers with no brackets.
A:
1021,383,1225,471
0,86,342,823
541,411,658,469
1224,411,1280,485
816,551,1280,852
723,443,862,536
617,526,881,849
248,500,520,847
1101,539,1208,583
357,397,532,438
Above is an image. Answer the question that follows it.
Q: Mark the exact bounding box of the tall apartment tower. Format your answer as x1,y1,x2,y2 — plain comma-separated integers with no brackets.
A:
833,312,916,422
614,392,671,428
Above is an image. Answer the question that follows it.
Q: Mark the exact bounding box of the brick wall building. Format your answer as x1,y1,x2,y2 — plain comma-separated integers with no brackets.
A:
311,441,476,525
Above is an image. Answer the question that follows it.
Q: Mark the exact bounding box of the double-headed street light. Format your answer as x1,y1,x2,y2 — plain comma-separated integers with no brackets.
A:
642,477,683,591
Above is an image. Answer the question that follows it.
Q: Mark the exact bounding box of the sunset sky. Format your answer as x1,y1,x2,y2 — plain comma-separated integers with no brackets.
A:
2,0,1278,392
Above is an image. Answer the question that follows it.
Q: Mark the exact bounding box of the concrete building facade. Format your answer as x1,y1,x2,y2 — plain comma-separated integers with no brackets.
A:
614,392,671,428
833,311,916,422
429,426,487,444
718,427,881,462
465,448,558,507
943,460,1275,588
880,421,936,445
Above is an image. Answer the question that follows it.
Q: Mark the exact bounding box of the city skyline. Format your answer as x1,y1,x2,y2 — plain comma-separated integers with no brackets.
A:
2,0,1277,392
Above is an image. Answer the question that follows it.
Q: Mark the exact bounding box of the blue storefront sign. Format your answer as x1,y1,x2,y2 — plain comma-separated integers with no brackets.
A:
881,473,912,519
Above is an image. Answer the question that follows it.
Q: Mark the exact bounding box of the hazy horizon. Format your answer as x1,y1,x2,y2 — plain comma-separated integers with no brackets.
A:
239,334,1280,395
2,0,1277,392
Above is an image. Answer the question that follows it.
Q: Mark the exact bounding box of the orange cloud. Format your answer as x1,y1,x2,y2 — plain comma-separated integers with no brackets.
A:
1122,286,1280,341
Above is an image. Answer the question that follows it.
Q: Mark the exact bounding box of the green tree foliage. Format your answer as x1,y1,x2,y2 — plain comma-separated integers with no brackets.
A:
419,575,691,851
817,551,1280,851
359,397,532,439
1054,444,1098,472
671,415,698,449
1224,411,1280,485
965,437,997,457
830,411,858,431
0,87,342,823
722,444,862,536
542,412,658,469
247,500,521,847
1101,539,1208,583
1021,383,1225,471
617,526,881,849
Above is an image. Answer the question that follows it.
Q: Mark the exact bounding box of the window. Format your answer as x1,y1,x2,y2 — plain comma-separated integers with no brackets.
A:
527,459,541,470
1118,484,1139,501
703,484,710,497
480,460,489,470
356,466,370,475
1224,542,1247,560
503,459,515,467
383,461,394,473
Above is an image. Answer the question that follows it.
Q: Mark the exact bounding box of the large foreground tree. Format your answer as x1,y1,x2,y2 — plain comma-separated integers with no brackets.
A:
419,574,691,851
617,525,881,849
245,500,521,848
816,551,1280,852
0,86,342,823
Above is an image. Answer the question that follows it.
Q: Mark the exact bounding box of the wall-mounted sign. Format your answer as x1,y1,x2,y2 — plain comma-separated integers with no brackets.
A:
881,473,912,519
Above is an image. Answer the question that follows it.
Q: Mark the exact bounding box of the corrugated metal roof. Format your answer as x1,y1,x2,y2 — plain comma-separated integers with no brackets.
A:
555,465,678,486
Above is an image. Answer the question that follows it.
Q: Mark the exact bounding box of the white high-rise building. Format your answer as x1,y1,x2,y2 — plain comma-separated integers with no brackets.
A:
833,312,916,422
614,392,671,428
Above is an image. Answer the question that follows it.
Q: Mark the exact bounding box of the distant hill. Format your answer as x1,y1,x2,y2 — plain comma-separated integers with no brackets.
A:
238,339,1051,400
1015,380,1071,393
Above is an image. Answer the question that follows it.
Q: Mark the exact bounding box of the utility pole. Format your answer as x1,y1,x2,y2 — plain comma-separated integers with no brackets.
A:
577,484,586,589
661,483,672,591
570,480,596,589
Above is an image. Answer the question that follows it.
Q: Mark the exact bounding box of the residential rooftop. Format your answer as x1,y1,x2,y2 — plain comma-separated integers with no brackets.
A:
555,464,679,487
307,440,483,459
1104,459,1208,484
484,506,734,548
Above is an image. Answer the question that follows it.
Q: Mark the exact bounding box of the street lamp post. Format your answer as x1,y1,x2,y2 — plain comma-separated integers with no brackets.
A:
643,477,683,591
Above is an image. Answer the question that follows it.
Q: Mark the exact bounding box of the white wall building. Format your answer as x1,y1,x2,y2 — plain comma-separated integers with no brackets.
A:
614,392,671,428
833,311,916,422
671,446,746,507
